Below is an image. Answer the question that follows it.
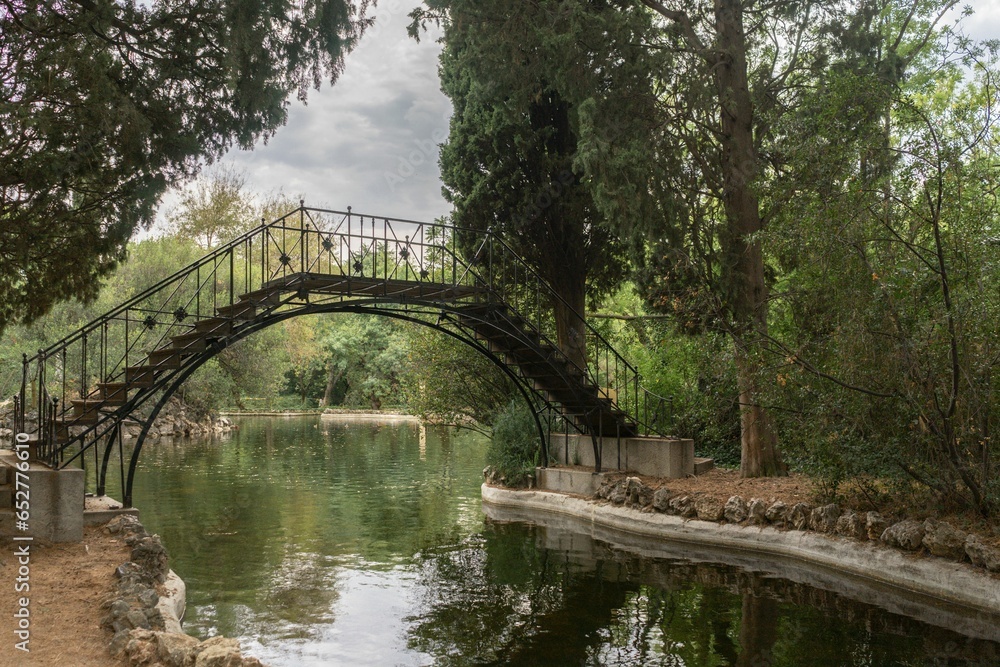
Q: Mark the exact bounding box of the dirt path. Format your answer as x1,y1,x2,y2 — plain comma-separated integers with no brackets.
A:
0,528,128,667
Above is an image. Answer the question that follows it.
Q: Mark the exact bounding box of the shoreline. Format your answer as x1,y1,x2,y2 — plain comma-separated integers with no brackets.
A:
218,410,417,420
482,484,1000,643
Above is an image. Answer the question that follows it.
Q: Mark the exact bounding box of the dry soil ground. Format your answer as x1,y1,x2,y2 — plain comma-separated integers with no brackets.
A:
0,527,128,667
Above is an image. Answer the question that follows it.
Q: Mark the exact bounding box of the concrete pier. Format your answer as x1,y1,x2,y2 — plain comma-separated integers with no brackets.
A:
0,450,84,542
548,433,710,478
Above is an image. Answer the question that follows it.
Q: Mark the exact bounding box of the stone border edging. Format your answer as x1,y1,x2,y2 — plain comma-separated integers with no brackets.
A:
482,484,1000,619
104,515,266,667
157,570,186,634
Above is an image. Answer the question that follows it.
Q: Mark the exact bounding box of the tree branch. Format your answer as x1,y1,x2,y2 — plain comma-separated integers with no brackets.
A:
638,0,717,62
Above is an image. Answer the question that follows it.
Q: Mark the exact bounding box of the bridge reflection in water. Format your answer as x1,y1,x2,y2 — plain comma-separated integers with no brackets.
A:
13,205,671,505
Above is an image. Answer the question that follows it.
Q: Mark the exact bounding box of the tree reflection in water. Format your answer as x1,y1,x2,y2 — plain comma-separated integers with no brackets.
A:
406,520,1000,666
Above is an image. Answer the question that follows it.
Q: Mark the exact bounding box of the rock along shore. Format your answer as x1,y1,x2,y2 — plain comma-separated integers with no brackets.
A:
101,514,266,667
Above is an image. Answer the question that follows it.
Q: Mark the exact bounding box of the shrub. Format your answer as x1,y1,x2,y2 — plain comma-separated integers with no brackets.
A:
486,400,541,487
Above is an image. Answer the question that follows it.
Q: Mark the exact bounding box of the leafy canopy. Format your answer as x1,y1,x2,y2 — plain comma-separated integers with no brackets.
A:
0,0,373,331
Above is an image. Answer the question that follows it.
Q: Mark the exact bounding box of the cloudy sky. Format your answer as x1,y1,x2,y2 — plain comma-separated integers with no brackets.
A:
215,0,451,223
164,1,1000,227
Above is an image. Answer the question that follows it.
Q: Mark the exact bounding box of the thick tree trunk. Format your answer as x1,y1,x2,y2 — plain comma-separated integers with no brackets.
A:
714,0,785,477
735,343,785,476
321,364,344,407
298,372,309,406
552,272,588,372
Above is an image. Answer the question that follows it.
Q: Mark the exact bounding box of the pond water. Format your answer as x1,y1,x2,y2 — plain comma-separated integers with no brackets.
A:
118,416,1000,666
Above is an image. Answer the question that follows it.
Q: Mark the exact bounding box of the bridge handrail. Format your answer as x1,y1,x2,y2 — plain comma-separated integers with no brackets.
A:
26,207,637,384
482,230,642,379
288,209,672,437
451,222,668,435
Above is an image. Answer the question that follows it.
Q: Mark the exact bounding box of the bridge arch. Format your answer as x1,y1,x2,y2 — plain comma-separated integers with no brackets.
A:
14,206,670,506
115,302,553,506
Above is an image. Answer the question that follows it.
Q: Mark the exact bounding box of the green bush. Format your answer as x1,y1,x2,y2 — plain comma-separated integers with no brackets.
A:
487,400,541,487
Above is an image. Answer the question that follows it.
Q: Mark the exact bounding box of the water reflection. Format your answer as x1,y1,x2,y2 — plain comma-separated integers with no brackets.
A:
115,417,1000,666
410,518,1000,666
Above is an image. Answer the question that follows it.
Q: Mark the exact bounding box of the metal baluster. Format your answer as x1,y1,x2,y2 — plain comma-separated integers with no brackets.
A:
19,354,27,434
102,322,108,385
37,350,44,434
118,428,126,502
229,248,234,307
81,333,87,398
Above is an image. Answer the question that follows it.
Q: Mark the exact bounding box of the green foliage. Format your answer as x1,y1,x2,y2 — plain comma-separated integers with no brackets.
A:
761,37,1000,513
166,168,258,248
487,400,540,488
176,359,238,420
0,0,372,331
327,316,410,411
400,326,517,433
590,285,741,466
413,1,630,364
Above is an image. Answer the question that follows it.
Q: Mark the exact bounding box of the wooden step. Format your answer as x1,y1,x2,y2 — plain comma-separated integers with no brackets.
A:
169,332,209,353
126,366,161,386
238,287,284,306
147,348,190,368
56,409,97,427
71,399,111,420
216,301,256,321
513,359,575,376
195,317,234,335
97,382,130,405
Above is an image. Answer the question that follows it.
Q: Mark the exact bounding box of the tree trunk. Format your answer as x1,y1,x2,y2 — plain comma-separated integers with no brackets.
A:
714,0,785,477
552,273,588,372
736,343,785,476
321,364,344,407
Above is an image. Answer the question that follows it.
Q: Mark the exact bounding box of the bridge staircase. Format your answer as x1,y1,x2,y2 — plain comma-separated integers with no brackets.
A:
11,205,673,506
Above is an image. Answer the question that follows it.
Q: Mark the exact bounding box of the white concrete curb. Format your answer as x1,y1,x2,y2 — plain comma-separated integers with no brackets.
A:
157,569,187,635
482,484,1000,640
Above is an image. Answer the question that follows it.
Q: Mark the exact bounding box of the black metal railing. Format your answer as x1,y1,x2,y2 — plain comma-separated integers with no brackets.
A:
12,205,673,471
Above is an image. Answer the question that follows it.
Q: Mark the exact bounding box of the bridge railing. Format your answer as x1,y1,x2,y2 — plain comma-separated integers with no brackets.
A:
465,229,672,437
15,205,671,469
298,206,672,435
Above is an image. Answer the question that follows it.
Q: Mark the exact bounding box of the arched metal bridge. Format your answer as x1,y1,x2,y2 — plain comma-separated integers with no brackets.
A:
11,205,671,506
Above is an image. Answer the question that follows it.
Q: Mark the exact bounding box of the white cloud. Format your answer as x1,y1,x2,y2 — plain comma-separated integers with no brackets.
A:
160,0,1000,232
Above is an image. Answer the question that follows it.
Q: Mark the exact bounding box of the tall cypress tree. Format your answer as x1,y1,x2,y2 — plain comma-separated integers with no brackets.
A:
412,1,629,369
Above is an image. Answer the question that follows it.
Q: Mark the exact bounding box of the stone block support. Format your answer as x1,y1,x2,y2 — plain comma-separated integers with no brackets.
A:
0,453,84,542
548,433,695,478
